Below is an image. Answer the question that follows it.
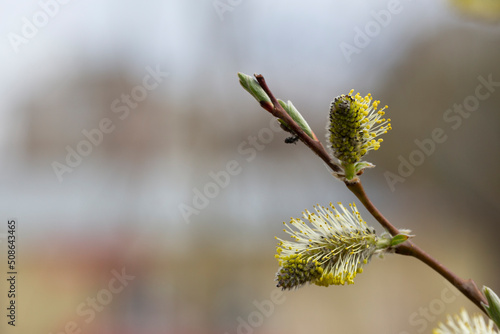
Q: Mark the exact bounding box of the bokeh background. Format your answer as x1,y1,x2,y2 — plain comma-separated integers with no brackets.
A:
1,0,500,333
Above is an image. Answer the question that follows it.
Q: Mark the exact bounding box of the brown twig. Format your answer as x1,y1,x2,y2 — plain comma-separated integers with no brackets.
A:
345,180,400,236
346,180,487,313
254,74,342,174
397,241,487,312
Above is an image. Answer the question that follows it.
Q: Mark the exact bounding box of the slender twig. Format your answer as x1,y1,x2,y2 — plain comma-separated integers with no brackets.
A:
249,73,488,314
345,181,400,236
346,180,487,313
255,74,342,174
397,241,487,312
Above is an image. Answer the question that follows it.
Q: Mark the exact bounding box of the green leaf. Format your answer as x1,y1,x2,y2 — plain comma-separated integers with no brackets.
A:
483,286,500,328
390,234,409,247
237,73,271,104
278,99,315,139
354,161,375,174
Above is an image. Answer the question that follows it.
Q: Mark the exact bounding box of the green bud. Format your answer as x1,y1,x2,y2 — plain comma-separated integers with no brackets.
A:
354,161,375,175
390,234,409,247
354,161,375,174
483,286,500,328
376,231,413,249
237,73,272,105
278,99,315,139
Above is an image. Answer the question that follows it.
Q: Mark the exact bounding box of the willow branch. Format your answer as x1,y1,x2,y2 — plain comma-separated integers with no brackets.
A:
248,74,487,313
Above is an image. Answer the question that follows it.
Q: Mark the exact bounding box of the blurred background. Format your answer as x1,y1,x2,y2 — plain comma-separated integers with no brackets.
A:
1,0,500,333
